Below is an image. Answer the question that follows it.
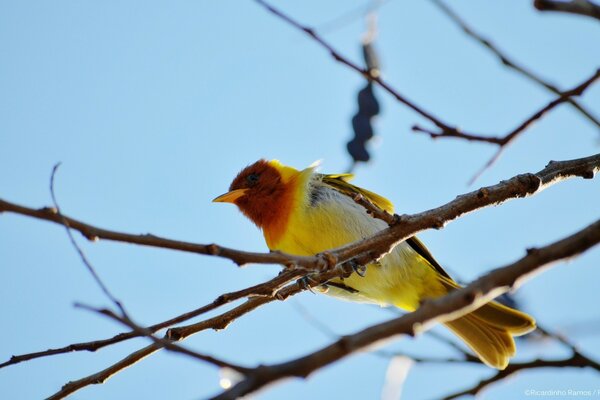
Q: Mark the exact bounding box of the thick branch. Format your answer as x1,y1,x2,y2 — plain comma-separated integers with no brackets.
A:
534,0,600,20
2,154,599,280
215,218,600,399
0,198,322,269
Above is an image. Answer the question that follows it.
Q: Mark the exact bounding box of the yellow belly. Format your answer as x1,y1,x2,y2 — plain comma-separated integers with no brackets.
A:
266,190,446,311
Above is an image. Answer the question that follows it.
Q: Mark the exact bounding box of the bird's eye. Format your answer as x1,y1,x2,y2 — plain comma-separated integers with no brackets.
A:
246,173,260,186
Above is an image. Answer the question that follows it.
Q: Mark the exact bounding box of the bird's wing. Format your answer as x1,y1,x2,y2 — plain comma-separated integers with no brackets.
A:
321,173,453,280
321,174,394,213
405,236,452,279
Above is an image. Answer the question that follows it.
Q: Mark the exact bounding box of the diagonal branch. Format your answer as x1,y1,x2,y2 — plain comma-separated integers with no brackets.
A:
432,0,600,130
253,0,462,135
213,218,600,399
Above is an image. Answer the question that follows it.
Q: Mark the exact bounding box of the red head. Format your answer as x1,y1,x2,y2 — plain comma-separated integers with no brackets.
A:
213,160,295,233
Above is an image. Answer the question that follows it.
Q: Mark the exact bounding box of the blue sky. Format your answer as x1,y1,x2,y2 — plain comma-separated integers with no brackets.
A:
1,1,599,399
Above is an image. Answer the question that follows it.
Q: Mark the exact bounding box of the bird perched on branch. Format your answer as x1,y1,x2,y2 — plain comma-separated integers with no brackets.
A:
214,159,536,369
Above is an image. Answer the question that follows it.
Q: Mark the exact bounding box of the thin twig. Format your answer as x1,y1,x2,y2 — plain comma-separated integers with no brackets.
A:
253,0,600,183
467,69,600,184
253,0,461,134
49,163,125,314
441,352,600,399
78,304,252,373
0,269,303,369
432,0,600,130
45,265,354,400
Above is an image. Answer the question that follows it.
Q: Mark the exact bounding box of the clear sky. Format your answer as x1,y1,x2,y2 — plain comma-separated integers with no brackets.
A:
1,1,599,399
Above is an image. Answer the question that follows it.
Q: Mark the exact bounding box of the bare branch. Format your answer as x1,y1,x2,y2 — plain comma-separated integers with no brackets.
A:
416,86,599,148
0,269,303,369
253,0,462,135
467,69,600,183
45,266,351,400
442,352,600,400
252,0,600,182
534,0,600,21
78,304,252,374
432,0,600,130
214,218,600,399
413,69,600,183
0,197,321,269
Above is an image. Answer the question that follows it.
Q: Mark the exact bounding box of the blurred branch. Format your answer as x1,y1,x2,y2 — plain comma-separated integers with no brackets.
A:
316,0,389,34
432,0,600,130
534,0,600,20
214,218,600,399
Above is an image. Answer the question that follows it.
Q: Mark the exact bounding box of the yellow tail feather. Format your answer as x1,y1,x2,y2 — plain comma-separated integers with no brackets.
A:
438,277,536,369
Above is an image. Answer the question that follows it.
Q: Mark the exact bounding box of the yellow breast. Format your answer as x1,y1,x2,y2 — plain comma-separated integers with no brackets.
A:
265,178,444,311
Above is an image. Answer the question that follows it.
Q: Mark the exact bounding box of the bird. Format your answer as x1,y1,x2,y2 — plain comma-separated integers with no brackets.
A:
213,159,536,369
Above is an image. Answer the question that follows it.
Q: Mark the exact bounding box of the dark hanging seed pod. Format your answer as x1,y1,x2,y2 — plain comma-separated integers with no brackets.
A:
346,43,381,165
357,83,380,117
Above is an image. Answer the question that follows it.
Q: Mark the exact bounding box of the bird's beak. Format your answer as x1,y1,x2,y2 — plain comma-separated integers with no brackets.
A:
212,189,248,204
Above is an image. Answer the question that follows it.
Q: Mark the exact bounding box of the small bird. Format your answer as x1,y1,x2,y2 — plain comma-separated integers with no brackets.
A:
214,159,536,369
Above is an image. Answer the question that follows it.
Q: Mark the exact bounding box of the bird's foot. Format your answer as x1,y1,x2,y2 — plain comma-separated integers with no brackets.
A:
348,259,367,277
297,274,329,294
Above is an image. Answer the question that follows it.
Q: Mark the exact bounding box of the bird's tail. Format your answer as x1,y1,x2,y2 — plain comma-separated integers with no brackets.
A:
439,278,536,369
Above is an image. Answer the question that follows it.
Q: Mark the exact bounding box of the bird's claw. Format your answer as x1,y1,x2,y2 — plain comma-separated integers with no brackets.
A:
297,275,318,294
349,260,367,277
297,275,329,294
